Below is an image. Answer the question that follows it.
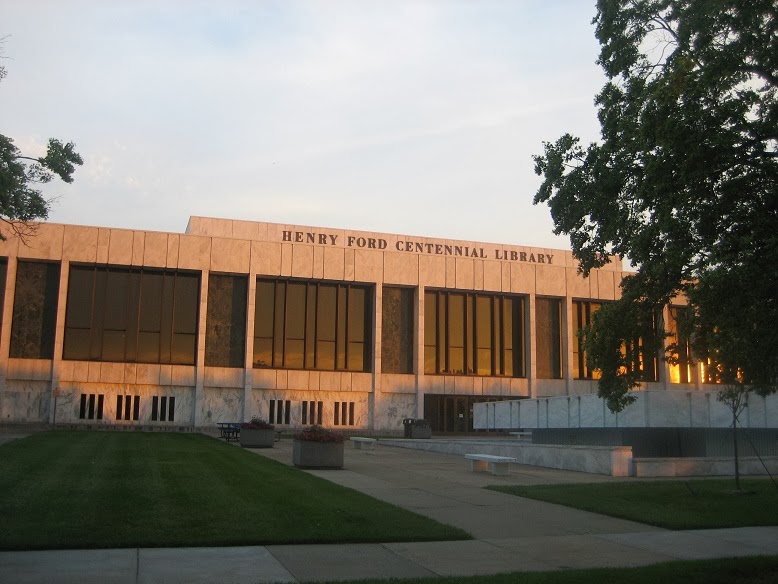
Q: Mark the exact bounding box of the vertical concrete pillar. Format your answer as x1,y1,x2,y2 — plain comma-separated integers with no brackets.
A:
527,293,537,399
243,273,256,422
49,261,70,424
371,283,382,431
0,258,17,420
415,285,424,419
194,270,209,426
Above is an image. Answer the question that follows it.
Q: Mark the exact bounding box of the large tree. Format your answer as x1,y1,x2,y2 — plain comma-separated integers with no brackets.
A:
533,1,777,412
0,56,83,241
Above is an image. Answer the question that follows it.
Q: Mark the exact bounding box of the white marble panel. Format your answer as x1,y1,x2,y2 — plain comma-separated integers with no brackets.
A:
536,265,567,296
178,235,211,271
0,381,50,422
6,359,52,381
252,368,277,389
22,224,65,260
202,387,243,424
63,226,99,263
374,392,417,431
210,238,251,274
579,395,605,427
383,252,418,285
354,249,383,283
204,367,244,388
140,232,168,267
253,241,282,275
107,229,134,265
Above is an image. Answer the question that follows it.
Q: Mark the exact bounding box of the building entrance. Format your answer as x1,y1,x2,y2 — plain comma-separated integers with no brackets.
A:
423,394,514,433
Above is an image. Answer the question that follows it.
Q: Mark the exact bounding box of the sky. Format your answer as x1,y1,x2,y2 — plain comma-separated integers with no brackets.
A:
1,0,606,249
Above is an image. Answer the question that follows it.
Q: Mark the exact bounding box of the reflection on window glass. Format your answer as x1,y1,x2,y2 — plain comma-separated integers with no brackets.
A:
573,300,602,379
535,298,562,379
424,289,524,378
253,277,372,372
63,264,200,365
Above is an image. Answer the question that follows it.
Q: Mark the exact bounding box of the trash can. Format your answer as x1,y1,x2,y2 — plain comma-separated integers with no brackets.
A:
403,418,431,439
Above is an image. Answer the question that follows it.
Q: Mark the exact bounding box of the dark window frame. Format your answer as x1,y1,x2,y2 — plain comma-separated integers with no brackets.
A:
253,277,373,373
423,289,525,378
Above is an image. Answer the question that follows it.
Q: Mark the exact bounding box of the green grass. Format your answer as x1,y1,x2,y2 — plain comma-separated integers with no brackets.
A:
489,478,778,529
342,556,778,584
0,431,469,550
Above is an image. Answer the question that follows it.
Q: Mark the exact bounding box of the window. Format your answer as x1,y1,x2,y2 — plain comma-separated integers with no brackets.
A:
424,290,524,377
269,399,291,425
10,261,60,359
535,298,562,379
151,396,176,421
573,300,603,379
205,274,248,368
79,393,104,420
253,278,372,372
116,395,140,421
0,258,7,336
381,287,414,374
63,264,200,365
668,306,693,383
334,401,355,426
302,400,323,425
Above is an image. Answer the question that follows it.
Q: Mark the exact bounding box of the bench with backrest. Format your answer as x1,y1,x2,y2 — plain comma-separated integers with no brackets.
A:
464,453,517,476
349,437,377,450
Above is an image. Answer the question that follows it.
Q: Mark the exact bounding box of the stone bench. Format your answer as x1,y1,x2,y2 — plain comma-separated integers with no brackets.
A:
509,431,532,440
349,437,377,450
465,454,517,476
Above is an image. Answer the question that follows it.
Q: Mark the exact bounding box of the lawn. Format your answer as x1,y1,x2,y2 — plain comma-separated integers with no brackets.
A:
345,556,778,584
0,431,469,550
489,478,778,530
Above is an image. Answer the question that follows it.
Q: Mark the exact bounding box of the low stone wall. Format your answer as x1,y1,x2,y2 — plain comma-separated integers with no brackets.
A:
633,456,778,478
379,438,633,476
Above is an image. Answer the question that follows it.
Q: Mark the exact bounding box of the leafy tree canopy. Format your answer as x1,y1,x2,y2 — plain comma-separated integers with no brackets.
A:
533,0,777,411
0,56,83,241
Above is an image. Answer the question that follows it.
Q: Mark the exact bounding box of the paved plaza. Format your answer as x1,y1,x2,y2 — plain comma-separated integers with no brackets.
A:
1,434,777,583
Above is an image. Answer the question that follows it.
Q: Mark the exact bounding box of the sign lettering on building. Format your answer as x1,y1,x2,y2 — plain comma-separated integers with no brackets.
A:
281,230,554,264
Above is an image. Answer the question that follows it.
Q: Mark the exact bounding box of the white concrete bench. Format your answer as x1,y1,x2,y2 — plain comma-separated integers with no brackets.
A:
465,454,517,476
350,437,377,450
509,431,532,440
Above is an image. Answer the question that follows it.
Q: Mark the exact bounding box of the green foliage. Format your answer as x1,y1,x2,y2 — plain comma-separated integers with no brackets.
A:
533,1,778,410
0,60,83,240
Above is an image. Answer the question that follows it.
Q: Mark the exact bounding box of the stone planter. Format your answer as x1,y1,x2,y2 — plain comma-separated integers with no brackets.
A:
293,439,344,469
240,428,276,448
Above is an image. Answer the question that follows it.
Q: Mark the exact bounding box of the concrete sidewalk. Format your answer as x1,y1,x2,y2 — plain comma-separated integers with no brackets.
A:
2,438,777,583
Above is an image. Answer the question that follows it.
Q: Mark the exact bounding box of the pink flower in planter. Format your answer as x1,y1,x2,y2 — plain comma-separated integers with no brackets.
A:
293,425,344,444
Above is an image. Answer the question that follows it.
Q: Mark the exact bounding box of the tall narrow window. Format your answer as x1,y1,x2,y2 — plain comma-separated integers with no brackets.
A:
253,278,372,372
382,287,414,374
668,306,693,383
423,289,524,377
0,258,8,337
205,274,248,368
535,297,562,379
573,300,602,379
10,261,60,359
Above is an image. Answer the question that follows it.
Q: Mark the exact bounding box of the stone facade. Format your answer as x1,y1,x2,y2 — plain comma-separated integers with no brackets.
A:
0,216,722,433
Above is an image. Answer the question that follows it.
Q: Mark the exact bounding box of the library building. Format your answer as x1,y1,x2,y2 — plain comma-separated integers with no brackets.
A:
0,215,770,434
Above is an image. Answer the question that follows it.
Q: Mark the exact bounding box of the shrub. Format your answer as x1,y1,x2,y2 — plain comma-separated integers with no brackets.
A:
293,425,344,444
241,417,275,430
